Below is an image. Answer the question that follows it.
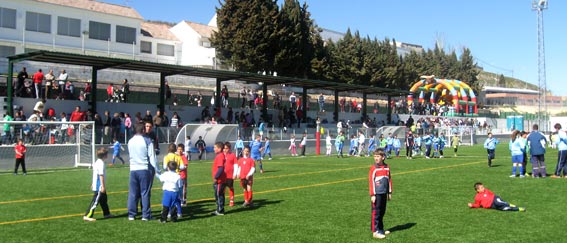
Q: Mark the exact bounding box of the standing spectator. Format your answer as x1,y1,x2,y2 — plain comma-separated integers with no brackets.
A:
211,142,227,215
339,97,346,112
240,87,247,108
83,82,91,100
56,70,68,98
527,124,547,177
44,69,55,99
483,132,499,167
221,85,229,108
289,92,297,110
124,113,132,140
143,110,153,124
103,111,111,144
32,69,44,99
16,67,28,97
127,125,158,221
93,113,103,144
318,93,325,112
369,149,392,239
65,80,75,99
106,84,114,102
184,136,192,161
165,81,172,103
195,136,206,160
111,112,121,141
552,123,567,178
2,112,13,145
14,139,27,175
121,79,130,102
300,133,307,157
405,132,415,159
83,148,113,221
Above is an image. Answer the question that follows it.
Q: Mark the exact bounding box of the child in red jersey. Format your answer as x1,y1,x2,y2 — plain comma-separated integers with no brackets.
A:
176,144,189,206
236,146,256,207
14,139,27,175
368,149,392,239
224,142,238,207
468,182,525,212
211,142,227,215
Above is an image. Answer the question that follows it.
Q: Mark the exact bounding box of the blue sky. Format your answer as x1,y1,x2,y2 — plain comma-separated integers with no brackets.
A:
107,0,566,96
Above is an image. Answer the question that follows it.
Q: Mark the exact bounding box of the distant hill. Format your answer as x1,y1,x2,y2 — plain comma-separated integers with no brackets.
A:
477,71,539,91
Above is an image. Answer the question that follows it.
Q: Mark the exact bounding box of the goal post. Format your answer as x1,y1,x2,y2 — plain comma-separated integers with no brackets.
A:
0,120,95,169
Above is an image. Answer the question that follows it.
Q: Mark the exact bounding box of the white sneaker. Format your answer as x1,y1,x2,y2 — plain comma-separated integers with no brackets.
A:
373,232,386,239
83,216,96,222
128,217,135,221
384,230,391,235
509,175,516,178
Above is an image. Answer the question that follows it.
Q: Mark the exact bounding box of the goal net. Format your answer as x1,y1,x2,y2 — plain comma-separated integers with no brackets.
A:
0,120,95,170
174,124,240,152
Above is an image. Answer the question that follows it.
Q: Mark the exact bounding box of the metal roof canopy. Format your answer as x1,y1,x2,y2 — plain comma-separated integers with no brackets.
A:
7,51,409,96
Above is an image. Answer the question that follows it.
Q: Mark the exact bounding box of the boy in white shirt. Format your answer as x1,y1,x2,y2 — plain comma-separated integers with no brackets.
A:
158,161,182,223
83,148,113,221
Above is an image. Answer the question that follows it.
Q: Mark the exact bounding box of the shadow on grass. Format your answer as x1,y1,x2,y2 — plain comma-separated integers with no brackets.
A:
259,170,279,174
388,222,416,232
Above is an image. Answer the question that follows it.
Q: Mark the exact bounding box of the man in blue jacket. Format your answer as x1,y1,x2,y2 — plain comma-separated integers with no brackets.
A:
484,133,499,167
526,124,548,177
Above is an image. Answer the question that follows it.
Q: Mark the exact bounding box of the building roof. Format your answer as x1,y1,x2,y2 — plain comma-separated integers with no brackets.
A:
183,21,217,38
35,0,143,19
141,22,178,41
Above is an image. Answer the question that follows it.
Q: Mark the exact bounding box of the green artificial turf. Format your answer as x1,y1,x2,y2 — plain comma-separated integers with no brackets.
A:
1,144,564,242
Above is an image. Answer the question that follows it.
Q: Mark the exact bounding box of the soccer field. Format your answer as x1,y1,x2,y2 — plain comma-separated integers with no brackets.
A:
1,144,564,242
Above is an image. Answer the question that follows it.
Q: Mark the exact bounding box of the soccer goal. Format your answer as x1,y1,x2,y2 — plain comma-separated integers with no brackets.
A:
442,126,475,146
174,124,240,152
0,120,95,169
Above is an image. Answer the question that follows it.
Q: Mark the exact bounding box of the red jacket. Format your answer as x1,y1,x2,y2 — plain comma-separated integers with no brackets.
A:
33,72,44,84
470,189,495,208
211,152,226,183
368,163,392,196
70,111,85,121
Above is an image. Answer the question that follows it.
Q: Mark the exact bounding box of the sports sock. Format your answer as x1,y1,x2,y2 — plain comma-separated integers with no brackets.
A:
512,165,517,175
229,188,234,201
249,191,253,202
259,162,263,171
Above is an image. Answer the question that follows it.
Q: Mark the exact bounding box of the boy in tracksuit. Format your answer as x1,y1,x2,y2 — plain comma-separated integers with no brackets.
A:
368,149,392,239
484,133,499,167
527,124,548,177
211,142,227,215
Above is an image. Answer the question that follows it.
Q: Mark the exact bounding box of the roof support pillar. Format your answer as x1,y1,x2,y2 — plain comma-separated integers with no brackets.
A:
387,95,392,124
333,90,339,123
362,93,367,121
7,60,14,116
88,67,99,113
158,73,166,113
262,83,268,122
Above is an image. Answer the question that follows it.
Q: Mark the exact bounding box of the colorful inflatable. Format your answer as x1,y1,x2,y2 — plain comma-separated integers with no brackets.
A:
407,76,477,115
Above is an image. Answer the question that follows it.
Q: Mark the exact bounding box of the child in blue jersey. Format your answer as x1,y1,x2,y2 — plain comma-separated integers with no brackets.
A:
414,135,422,156
484,132,500,167
423,132,433,159
335,131,345,158
385,133,394,158
235,136,244,158
509,130,526,177
250,135,264,173
349,135,358,156
109,138,125,165
367,135,376,157
263,137,272,160
438,133,446,158
392,135,401,157
431,133,440,158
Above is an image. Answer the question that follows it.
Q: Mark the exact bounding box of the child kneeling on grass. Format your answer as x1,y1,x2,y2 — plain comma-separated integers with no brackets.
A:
83,148,113,222
468,182,525,212
158,161,182,223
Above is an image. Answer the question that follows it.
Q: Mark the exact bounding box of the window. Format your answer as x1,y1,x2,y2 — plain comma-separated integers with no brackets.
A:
26,12,51,33
89,21,111,41
0,7,16,29
57,17,80,37
140,41,152,54
116,25,136,44
0,45,16,57
201,41,211,48
157,43,174,56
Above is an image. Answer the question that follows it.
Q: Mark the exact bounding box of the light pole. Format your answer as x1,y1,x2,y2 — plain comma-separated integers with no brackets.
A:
532,0,548,131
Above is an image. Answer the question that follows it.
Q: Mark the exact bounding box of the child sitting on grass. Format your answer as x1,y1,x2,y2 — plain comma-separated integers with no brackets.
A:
467,182,525,212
